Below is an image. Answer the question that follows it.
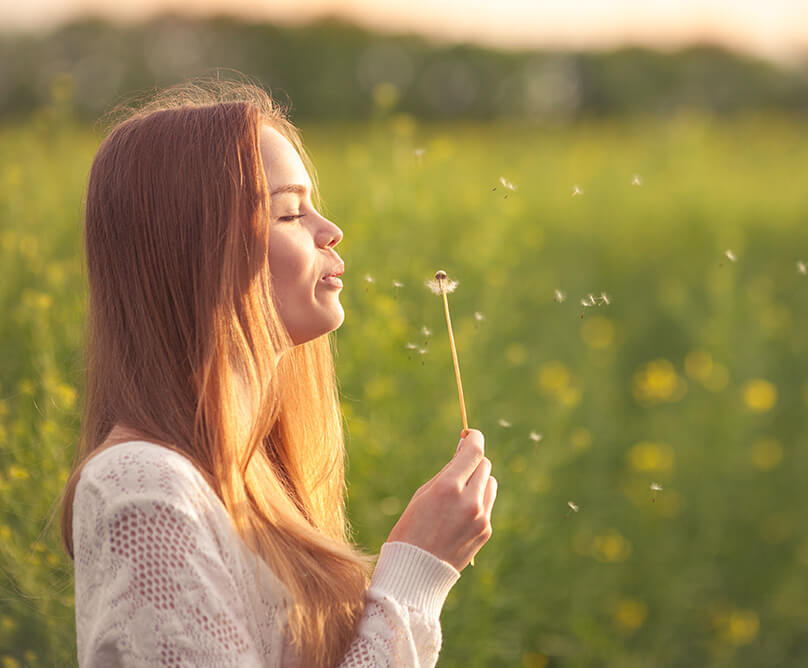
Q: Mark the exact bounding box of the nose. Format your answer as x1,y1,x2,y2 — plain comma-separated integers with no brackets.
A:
315,214,343,249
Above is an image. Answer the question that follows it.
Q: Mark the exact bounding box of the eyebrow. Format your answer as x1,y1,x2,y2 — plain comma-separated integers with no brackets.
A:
270,184,309,197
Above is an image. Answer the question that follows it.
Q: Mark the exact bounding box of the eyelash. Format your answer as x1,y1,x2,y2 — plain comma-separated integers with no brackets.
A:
278,214,304,222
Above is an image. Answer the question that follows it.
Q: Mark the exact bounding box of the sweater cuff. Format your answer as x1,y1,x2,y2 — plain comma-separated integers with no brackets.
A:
369,542,461,620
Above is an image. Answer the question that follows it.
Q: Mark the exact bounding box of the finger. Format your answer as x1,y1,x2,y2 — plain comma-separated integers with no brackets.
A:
482,475,497,516
445,429,485,482
465,456,492,498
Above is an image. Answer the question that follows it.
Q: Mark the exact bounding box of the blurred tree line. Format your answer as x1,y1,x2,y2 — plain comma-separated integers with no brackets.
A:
1,13,807,122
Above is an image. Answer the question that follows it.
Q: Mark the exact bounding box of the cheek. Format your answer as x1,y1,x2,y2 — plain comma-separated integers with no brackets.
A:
268,230,312,296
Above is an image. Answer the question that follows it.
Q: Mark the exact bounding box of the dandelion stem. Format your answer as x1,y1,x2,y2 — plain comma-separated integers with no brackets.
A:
441,286,468,431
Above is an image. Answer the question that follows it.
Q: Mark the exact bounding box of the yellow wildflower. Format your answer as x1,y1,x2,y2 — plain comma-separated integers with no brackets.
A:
628,441,674,473
613,598,648,632
742,379,777,413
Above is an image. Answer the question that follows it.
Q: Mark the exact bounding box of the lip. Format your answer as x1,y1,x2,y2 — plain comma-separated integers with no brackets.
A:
321,262,345,289
322,262,345,280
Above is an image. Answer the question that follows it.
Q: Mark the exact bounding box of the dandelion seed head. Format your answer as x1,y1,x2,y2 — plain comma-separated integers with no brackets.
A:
600,292,611,305
426,272,458,295
365,274,375,283
498,418,512,428
797,261,807,275
568,501,579,513
529,431,543,443
393,280,404,288
554,289,567,303
631,174,642,186
418,348,428,355
474,311,484,321
725,250,737,263
405,343,417,350
572,185,584,196
421,326,432,337
650,482,663,492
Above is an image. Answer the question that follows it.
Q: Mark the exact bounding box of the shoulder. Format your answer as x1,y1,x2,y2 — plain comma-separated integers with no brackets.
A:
75,440,219,519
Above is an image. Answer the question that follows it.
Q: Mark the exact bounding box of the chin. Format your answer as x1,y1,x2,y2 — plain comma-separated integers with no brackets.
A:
290,309,345,345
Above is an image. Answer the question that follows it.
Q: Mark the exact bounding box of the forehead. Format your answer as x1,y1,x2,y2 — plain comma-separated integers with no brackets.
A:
259,125,311,193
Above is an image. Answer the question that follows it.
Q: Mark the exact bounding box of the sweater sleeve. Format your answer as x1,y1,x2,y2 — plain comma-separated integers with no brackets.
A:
73,473,265,667
338,541,461,668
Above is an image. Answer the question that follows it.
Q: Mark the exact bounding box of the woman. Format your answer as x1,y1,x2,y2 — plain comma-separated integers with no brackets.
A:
59,80,497,667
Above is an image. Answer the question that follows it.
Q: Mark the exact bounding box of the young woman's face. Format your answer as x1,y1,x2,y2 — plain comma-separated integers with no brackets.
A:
260,125,345,345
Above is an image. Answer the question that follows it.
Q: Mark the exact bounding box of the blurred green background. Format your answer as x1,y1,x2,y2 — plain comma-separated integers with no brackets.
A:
2,14,808,668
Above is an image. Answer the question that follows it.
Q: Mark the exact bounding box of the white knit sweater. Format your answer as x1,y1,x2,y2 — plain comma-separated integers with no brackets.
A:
72,441,461,667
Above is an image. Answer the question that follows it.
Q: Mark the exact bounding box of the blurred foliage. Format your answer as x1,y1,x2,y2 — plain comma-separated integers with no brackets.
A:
1,14,808,123
2,106,808,666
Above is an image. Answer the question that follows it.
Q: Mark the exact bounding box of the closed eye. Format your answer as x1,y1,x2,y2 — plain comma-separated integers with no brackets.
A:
278,214,305,222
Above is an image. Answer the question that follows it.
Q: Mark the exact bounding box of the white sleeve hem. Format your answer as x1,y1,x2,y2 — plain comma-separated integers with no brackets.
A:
369,542,461,620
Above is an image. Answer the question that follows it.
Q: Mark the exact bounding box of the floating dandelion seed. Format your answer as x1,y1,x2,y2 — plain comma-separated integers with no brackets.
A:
498,418,512,428
498,176,517,197
365,274,374,283
572,184,584,197
566,501,580,517
650,482,663,502
797,261,807,275
580,292,610,308
631,174,642,186
499,176,517,191
529,431,543,443
553,289,567,303
421,326,432,338
474,311,484,321
414,147,426,159
405,343,417,349
393,280,404,299
724,250,737,263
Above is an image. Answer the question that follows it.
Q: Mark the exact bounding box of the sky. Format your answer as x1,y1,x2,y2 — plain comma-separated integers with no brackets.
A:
3,0,807,64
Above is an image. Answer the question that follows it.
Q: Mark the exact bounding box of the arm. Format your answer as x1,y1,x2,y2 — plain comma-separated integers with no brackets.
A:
337,428,496,667
338,542,461,668
73,481,264,667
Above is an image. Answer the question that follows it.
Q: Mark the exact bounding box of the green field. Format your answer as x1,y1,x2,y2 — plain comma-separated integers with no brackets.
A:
2,108,808,666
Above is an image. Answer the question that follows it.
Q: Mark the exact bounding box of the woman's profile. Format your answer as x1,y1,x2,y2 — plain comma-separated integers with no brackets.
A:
59,79,497,667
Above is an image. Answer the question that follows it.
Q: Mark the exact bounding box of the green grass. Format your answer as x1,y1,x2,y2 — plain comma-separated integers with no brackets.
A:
2,107,808,666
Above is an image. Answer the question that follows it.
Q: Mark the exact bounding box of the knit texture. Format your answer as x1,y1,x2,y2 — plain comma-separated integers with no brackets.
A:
72,441,461,667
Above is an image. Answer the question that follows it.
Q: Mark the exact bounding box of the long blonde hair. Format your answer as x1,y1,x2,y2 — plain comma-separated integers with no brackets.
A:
59,78,376,666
